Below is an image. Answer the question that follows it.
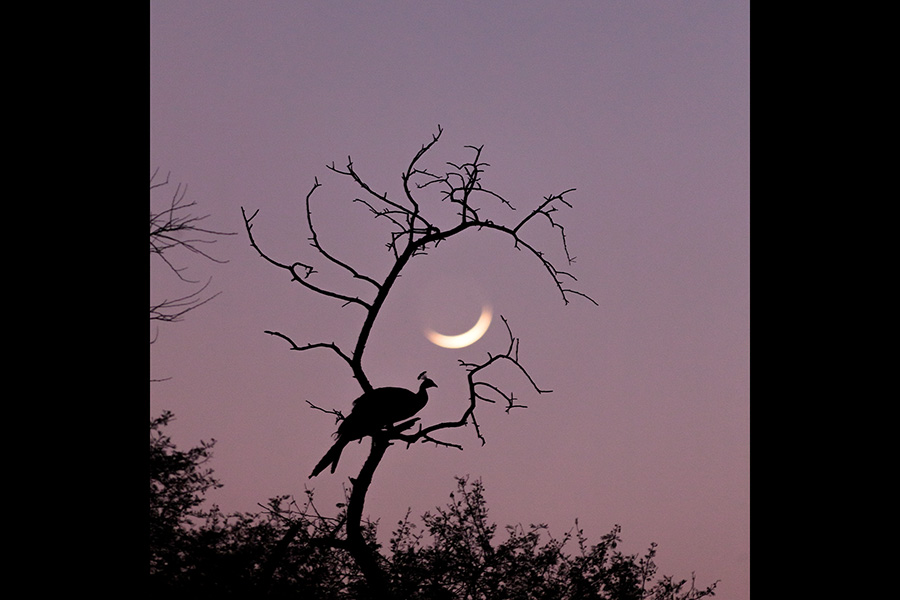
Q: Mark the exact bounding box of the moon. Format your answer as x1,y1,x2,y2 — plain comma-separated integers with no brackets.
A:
425,305,493,348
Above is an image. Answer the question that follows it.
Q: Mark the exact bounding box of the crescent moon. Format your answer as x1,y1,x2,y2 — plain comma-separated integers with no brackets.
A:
425,305,493,349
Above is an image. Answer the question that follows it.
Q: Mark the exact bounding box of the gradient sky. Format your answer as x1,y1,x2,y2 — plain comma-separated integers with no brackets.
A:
150,2,749,598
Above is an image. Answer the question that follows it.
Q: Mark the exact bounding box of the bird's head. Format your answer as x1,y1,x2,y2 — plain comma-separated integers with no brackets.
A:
417,370,438,391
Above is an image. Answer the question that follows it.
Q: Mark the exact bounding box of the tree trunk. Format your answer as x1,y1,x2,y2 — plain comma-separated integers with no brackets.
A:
345,434,394,599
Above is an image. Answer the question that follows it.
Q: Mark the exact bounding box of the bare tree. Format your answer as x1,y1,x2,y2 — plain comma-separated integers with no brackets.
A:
150,168,234,338
242,126,595,597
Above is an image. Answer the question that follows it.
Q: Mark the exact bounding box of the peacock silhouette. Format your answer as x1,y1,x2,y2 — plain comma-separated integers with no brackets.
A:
309,372,438,478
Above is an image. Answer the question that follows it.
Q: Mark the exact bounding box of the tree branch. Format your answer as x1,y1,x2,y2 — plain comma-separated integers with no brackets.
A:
263,329,354,371
241,206,373,311
149,278,221,324
150,168,234,339
396,316,548,448
304,177,382,289
150,168,234,283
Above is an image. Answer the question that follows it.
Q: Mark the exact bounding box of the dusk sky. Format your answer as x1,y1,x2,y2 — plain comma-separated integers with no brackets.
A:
150,2,749,598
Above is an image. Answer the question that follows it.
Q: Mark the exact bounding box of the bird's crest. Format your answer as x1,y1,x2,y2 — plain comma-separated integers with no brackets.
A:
417,371,428,381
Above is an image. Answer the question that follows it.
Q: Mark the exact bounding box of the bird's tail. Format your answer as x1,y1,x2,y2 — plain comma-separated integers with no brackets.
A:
309,436,349,478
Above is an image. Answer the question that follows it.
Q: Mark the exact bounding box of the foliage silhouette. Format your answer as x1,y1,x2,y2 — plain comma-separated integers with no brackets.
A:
149,417,717,598
149,411,221,580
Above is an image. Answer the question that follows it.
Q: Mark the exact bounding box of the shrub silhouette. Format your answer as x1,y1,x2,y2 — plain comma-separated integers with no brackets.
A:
149,416,717,599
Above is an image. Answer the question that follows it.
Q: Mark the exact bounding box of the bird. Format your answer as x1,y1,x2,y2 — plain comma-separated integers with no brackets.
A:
309,371,438,478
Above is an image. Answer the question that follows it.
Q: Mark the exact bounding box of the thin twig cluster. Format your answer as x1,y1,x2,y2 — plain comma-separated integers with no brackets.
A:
150,168,235,327
396,316,550,449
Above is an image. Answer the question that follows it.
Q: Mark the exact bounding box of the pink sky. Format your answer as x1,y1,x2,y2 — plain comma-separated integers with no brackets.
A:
151,2,749,598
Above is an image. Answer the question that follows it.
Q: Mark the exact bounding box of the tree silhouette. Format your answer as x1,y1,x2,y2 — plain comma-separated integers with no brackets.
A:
148,420,718,598
149,411,221,579
150,168,234,341
241,127,598,597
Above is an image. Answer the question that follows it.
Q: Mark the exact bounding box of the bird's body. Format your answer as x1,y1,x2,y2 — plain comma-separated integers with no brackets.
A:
309,373,437,478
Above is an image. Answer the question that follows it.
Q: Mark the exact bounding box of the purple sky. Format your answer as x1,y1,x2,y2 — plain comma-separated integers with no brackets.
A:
150,2,749,598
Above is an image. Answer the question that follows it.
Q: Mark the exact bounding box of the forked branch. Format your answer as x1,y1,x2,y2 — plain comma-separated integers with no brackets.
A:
397,316,549,448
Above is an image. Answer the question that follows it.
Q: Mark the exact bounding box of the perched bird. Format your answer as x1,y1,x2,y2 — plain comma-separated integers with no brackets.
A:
309,372,438,478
